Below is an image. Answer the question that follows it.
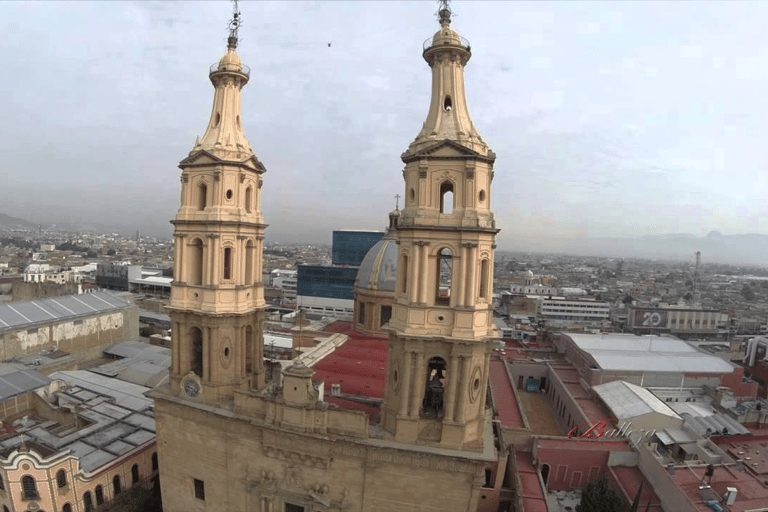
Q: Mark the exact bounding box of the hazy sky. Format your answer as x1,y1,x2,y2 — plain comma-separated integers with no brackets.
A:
1,1,767,250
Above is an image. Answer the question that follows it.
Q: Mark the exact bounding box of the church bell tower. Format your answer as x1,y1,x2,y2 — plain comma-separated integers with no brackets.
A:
167,5,268,404
382,1,498,449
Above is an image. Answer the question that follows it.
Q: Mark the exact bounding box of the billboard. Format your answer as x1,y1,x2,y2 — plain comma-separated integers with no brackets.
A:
632,308,668,329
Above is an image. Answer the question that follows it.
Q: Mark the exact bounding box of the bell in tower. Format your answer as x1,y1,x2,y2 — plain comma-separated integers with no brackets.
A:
167,2,268,404
382,0,499,449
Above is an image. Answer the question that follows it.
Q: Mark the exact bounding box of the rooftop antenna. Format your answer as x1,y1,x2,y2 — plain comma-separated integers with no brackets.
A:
227,0,241,50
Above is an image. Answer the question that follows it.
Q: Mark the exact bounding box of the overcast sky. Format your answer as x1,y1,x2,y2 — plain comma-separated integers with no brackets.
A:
1,1,766,250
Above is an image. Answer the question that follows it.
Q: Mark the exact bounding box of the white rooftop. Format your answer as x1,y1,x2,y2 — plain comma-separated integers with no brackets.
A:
593,380,682,422
566,333,736,374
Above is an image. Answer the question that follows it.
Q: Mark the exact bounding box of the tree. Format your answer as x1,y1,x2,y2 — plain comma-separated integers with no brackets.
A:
577,477,627,512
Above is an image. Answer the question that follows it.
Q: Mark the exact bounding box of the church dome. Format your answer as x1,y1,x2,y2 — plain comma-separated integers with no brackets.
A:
355,238,398,293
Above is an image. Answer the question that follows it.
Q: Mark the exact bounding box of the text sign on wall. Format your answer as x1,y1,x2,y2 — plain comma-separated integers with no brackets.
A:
633,309,668,329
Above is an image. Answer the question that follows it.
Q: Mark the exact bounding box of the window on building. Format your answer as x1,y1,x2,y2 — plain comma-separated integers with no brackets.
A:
245,186,252,213
191,326,204,377
380,305,392,327
358,302,365,325
285,504,305,512
56,469,67,488
399,254,408,295
435,248,452,306
22,475,38,500
223,247,233,280
152,452,159,472
62,504,72,512
113,475,121,495
189,238,204,286
197,182,207,210
95,486,104,506
0,473,4,490
194,478,205,501
439,181,454,214
83,492,93,512
132,464,140,485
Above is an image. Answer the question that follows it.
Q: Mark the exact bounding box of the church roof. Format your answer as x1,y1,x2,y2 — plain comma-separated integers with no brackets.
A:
355,237,398,294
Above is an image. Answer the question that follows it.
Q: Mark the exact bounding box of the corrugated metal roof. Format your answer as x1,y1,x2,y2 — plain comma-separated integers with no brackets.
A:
0,291,130,332
566,333,736,374
593,380,682,421
0,369,50,400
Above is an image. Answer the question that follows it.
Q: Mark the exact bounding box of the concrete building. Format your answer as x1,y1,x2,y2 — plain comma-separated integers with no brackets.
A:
536,297,610,327
270,269,297,299
628,306,729,338
153,6,504,512
95,263,141,292
0,291,138,364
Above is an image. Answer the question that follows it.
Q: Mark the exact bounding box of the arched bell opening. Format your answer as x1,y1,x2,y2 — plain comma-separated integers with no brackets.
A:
422,356,447,418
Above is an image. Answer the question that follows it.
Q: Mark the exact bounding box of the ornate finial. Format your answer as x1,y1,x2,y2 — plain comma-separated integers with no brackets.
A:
394,194,401,211
227,0,241,49
437,0,452,26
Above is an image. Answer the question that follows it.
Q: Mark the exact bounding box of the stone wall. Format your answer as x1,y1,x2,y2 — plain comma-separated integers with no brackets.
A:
0,305,138,363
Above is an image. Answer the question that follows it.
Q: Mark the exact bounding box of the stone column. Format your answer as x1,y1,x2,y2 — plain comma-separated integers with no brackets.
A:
444,353,460,421
455,355,471,422
418,243,429,304
398,350,412,416
237,235,247,285
407,246,418,303
456,245,467,307
410,351,425,417
171,321,180,374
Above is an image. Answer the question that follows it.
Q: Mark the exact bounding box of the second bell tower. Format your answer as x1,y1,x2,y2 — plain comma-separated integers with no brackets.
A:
382,2,499,449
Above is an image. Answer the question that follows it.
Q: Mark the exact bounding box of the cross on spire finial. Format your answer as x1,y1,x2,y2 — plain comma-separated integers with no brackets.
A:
394,194,401,211
228,0,241,49
437,0,452,26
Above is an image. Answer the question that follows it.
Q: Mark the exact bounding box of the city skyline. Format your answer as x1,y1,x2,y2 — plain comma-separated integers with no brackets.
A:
2,1,767,252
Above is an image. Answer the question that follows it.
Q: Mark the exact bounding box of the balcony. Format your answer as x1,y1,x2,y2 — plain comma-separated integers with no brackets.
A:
422,34,471,52
209,62,251,79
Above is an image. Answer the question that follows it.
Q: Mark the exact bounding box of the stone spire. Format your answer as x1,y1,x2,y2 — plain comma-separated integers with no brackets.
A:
192,1,253,160
406,0,488,156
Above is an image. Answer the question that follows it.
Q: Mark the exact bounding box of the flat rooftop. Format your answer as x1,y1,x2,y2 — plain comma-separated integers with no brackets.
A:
564,333,736,374
0,371,155,473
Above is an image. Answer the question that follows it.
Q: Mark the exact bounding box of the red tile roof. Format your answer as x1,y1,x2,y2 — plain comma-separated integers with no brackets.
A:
516,451,549,512
313,322,389,400
489,359,526,430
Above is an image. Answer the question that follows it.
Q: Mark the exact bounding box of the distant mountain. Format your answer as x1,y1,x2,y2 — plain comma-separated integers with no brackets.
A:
554,232,768,267
0,213,37,229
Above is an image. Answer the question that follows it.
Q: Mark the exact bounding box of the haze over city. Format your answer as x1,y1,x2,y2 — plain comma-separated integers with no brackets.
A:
1,1,766,262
